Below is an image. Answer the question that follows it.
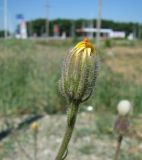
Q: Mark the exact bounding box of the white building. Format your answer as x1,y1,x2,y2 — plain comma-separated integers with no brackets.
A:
79,28,125,39
127,33,135,40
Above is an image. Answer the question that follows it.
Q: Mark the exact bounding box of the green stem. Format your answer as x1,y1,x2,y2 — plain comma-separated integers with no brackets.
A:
55,102,79,160
34,131,38,160
114,135,123,160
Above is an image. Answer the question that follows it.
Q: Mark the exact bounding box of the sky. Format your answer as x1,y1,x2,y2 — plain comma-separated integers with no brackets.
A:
0,0,142,31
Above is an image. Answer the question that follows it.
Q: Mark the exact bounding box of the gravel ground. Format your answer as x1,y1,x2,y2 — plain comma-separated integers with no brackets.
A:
0,112,142,160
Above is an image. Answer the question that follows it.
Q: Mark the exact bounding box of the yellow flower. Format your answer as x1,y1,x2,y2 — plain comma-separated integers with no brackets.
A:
31,122,38,131
73,38,96,55
70,38,96,65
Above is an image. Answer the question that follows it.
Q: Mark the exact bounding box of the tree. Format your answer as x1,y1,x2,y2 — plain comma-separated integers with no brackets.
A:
26,18,142,38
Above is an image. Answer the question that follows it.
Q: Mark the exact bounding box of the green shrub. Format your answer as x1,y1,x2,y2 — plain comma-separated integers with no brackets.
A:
104,39,112,48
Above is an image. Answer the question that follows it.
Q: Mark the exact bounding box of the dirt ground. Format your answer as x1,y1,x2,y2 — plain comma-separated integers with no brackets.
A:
0,112,142,160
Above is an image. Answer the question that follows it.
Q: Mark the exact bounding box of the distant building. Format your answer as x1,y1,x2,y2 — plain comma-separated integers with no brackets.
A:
53,24,59,37
15,14,27,39
76,28,126,39
127,33,135,40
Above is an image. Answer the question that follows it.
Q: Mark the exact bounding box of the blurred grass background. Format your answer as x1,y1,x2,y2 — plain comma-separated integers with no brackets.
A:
0,39,142,160
0,39,142,116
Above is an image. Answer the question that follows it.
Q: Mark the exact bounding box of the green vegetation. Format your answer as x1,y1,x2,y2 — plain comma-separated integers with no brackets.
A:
26,18,142,38
0,39,142,116
0,31,11,38
0,38,142,160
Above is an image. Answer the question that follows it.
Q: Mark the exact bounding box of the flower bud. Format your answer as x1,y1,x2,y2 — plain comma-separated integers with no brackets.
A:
31,122,38,131
59,38,98,104
117,100,131,116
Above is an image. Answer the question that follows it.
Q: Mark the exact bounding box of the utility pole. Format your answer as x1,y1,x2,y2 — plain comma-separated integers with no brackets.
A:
71,20,75,38
138,23,141,40
96,0,102,46
45,0,49,38
4,0,8,39
133,25,136,40
29,20,33,37
88,19,93,39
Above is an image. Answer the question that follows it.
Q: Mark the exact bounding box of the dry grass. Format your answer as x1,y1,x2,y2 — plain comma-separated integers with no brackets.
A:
105,46,142,85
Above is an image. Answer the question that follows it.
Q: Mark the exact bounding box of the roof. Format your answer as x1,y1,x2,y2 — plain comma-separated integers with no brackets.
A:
82,28,113,33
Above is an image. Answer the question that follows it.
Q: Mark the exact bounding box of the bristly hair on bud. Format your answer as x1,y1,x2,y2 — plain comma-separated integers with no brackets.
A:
59,38,98,104
56,39,98,160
